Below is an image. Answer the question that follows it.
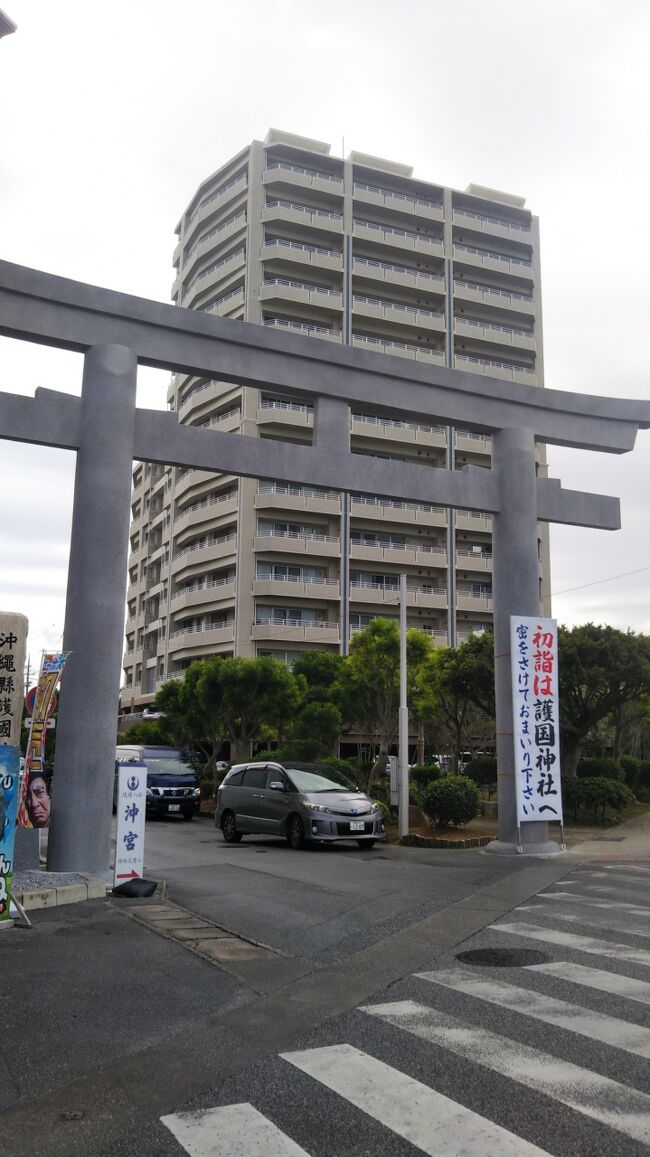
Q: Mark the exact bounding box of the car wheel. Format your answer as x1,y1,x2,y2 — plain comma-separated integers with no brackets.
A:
287,814,306,850
358,839,375,849
221,810,242,843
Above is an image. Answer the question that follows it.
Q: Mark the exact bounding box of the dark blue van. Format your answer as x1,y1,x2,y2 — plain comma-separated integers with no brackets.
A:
115,745,201,820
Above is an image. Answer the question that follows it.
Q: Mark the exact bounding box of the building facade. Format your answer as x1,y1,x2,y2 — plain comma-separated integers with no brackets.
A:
121,129,550,710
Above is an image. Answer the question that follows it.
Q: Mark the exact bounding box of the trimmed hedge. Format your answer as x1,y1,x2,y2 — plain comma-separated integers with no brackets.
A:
575,757,624,782
410,763,442,788
464,756,498,798
563,776,634,822
421,775,480,828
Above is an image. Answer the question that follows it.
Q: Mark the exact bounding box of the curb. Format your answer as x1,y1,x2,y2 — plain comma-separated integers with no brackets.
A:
400,833,492,850
12,873,107,911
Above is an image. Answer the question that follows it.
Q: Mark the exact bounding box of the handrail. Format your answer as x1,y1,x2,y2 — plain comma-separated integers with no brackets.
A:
454,243,532,269
354,218,442,246
264,237,340,259
266,161,342,184
186,170,247,226
354,255,444,283
265,198,343,222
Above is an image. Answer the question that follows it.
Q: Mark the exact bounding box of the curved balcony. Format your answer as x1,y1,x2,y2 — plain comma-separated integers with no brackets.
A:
254,530,340,558
167,623,235,660
251,621,340,645
255,484,341,515
253,577,340,600
174,490,239,537
171,534,237,577
170,579,236,615
261,238,343,272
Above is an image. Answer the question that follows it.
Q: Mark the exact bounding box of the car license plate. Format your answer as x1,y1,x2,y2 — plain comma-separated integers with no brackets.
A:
350,820,365,832
168,804,181,812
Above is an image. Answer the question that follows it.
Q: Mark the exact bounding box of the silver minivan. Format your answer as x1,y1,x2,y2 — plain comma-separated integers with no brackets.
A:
215,762,386,849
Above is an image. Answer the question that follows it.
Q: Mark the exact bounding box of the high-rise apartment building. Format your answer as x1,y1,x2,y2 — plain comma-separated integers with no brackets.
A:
121,129,550,710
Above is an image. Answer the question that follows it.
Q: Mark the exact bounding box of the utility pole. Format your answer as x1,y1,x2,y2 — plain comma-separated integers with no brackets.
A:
398,573,409,839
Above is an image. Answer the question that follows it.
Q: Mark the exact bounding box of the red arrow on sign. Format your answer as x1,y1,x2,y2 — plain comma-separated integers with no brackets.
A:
116,870,140,879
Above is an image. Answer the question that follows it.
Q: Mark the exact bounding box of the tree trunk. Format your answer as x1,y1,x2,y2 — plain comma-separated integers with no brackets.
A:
562,739,583,780
417,722,425,766
368,748,389,792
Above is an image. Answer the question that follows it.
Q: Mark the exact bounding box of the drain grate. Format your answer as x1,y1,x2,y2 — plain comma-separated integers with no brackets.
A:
456,947,551,967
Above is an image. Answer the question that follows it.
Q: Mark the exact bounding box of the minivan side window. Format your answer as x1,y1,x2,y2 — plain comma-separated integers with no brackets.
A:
264,769,287,790
225,769,244,786
243,766,267,789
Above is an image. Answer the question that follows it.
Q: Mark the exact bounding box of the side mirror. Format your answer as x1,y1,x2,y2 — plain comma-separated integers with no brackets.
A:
269,781,285,792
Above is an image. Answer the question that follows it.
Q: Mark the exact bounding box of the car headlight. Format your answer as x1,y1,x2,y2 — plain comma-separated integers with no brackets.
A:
304,801,329,813
370,802,382,813
146,787,153,797
193,787,201,796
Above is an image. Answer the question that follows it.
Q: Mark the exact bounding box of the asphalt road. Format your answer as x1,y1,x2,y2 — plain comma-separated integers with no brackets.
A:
2,816,650,1156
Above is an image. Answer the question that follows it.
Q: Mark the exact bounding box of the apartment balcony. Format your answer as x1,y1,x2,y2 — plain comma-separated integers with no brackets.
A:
202,286,246,318
254,530,340,558
452,207,532,242
352,294,445,333
264,162,344,198
184,172,248,238
351,412,447,448
257,400,313,431
454,353,537,386
350,583,448,610
178,380,228,423
353,181,443,222
456,549,493,572
352,256,445,293
352,334,446,365
255,485,341,516
184,212,247,287
353,219,444,258
174,490,239,537
456,593,493,613
183,247,246,301
260,278,343,311
454,430,492,456
171,534,237,577
174,468,224,502
170,579,236,615
261,239,343,272
126,582,139,602
453,279,534,316
251,621,340,645
262,199,344,235
264,317,342,343
167,623,235,660
453,243,534,281
455,317,535,351
350,495,447,527
350,542,447,568
127,547,142,570
455,511,493,532
253,577,340,600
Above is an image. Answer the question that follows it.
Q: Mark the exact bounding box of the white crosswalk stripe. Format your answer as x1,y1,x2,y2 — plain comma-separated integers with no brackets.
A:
415,967,650,1058
281,1042,550,1156
537,892,650,915
519,905,650,938
492,920,650,966
161,1103,310,1156
525,958,650,1005
362,998,650,1147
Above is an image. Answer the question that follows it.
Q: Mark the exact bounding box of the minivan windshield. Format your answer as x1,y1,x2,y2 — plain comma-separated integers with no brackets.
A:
287,769,356,793
143,757,195,777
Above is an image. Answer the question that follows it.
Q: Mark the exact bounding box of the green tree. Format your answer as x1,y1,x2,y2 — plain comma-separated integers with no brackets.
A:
198,655,304,763
292,651,345,704
415,636,495,774
336,619,433,788
155,660,224,774
290,700,342,756
559,624,650,778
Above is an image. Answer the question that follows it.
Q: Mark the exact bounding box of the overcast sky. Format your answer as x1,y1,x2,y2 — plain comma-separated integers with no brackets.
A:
1,0,649,666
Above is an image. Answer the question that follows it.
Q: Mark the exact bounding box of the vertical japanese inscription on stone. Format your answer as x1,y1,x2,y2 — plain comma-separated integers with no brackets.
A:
510,615,563,824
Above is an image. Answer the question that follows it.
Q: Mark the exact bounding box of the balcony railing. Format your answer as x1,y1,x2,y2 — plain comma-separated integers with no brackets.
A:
261,397,314,414
195,407,242,429
264,317,332,337
255,616,334,629
266,161,343,185
264,238,341,260
202,286,245,315
170,621,234,639
257,481,339,500
174,532,237,559
353,255,444,285
175,489,238,520
455,353,535,377
353,333,444,360
354,180,441,210
353,412,445,435
350,493,445,514
263,276,341,300
456,317,531,339
186,171,247,226
354,218,442,246
255,573,338,586
265,198,343,223
454,243,532,270
454,207,531,234
352,293,442,320
257,527,339,544
172,575,234,600
187,211,247,268
454,279,532,304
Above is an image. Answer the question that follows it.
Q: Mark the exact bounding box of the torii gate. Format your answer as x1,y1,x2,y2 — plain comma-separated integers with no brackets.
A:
1,259,648,873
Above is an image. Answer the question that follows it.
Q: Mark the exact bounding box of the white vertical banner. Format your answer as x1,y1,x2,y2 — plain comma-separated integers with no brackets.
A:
114,762,147,885
510,616,563,824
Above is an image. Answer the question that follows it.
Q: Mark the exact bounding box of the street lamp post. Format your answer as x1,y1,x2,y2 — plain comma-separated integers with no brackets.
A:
398,574,409,839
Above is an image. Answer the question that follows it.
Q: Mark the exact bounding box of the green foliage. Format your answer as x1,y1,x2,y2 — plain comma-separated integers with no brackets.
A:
195,655,303,763
563,776,634,822
620,755,642,790
464,755,498,798
414,635,495,774
372,798,391,823
118,720,173,745
292,651,345,704
576,757,624,782
559,624,650,777
421,774,480,827
290,701,341,755
410,763,442,789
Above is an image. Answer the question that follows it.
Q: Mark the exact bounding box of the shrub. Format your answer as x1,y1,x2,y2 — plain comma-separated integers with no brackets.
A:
372,799,391,824
576,758,624,782
620,755,642,791
563,776,634,822
421,775,480,828
464,756,498,798
410,763,441,789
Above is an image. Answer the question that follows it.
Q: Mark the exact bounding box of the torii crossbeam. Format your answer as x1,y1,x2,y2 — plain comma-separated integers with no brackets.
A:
1,259,648,869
